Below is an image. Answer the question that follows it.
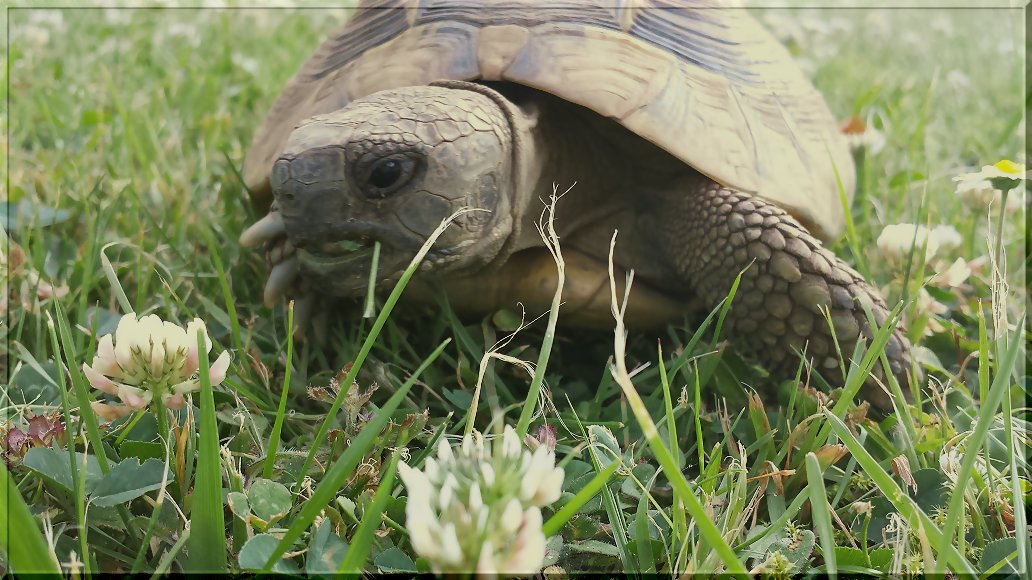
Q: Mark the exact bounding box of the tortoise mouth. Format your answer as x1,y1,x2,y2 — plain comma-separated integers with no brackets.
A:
293,223,427,295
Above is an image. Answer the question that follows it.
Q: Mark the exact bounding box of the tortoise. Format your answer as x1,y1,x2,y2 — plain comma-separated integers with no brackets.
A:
240,0,913,403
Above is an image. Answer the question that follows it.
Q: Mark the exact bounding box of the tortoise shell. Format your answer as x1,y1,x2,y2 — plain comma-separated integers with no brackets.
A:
243,0,854,240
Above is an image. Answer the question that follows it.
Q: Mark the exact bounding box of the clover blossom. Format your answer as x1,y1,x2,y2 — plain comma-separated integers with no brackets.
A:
876,223,939,264
83,313,230,418
398,425,564,577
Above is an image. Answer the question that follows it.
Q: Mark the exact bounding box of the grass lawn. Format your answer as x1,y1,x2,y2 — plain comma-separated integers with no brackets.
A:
2,1,1027,576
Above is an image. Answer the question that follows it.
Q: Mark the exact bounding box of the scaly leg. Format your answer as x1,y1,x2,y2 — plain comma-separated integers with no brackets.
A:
665,179,913,408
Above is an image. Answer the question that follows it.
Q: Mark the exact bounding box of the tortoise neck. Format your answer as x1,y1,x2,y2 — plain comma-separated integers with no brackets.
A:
505,96,631,253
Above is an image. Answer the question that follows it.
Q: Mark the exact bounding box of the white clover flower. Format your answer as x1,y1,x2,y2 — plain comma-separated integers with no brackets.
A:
912,288,949,336
928,257,972,289
398,425,564,577
929,225,963,253
945,69,970,91
83,313,231,415
914,288,948,317
876,223,938,265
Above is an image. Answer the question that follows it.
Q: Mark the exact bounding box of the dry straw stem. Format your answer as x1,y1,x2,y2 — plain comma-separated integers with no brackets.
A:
514,183,572,438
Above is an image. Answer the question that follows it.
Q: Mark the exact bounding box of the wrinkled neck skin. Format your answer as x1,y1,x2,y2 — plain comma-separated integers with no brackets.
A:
500,88,685,288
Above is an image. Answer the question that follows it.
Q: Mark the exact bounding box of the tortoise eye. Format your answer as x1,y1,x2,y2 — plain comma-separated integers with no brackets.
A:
360,154,418,198
370,159,402,188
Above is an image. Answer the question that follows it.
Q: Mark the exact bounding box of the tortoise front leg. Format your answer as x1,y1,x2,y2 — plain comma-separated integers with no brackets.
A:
665,179,913,408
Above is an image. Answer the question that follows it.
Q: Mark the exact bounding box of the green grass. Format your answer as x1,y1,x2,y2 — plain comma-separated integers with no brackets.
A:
2,3,1027,577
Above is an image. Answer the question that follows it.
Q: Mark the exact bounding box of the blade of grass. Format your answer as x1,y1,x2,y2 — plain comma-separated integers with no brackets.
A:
824,411,974,575
0,463,61,576
710,267,744,346
606,233,747,578
52,301,108,471
98,242,134,315
148,528,190,580
52,301,141,544
363,240,381,318
516,188,566,438
830,153,866,277
294,209,472,489
693,361,705,476
542,461,620,537
634,492,656,574
263,300,294,479
658,342,688,545
976,303,990,402
805,452,837,579
130,444,174,574
934,313,1024,575
44,313,87,574
336,451,400,574
567,403,636,574
199,225,242,353
263,338,450,571
1002,386,1029,576
733,483,810,551
186,328,228,573
798,300,906,463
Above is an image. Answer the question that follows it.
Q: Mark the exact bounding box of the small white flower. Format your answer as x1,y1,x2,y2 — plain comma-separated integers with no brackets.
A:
398,462,432,504
15,25,50,48
945,69,970,91
423,457,439,480
500,499,523,533
477,539,499,576
928,257,972,289
469,482,483,512
954,177,999,207
840,116,886,155
912,288,949,336
437,436,453,460
502,424,522,458
914,288,948,317
398,425,564,576
232,54,260,76
83,313,230,417
963,160,1026,181
406,516,438,561
954,160,1026,212
439,523,463,566
481,462,496,487
929,225,963,252
954,178,1024,214
500,507,547,575
533,467,565,506
439,473,457,509
876,224,938,264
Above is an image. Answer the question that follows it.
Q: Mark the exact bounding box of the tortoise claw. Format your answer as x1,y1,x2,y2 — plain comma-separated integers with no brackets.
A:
240,211,285,248
264,255,299,307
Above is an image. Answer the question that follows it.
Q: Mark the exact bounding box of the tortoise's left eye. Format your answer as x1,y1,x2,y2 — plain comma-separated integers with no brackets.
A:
359,154,419,198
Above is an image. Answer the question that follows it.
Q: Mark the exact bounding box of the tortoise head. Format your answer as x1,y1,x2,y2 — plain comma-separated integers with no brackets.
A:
270,84,519,296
